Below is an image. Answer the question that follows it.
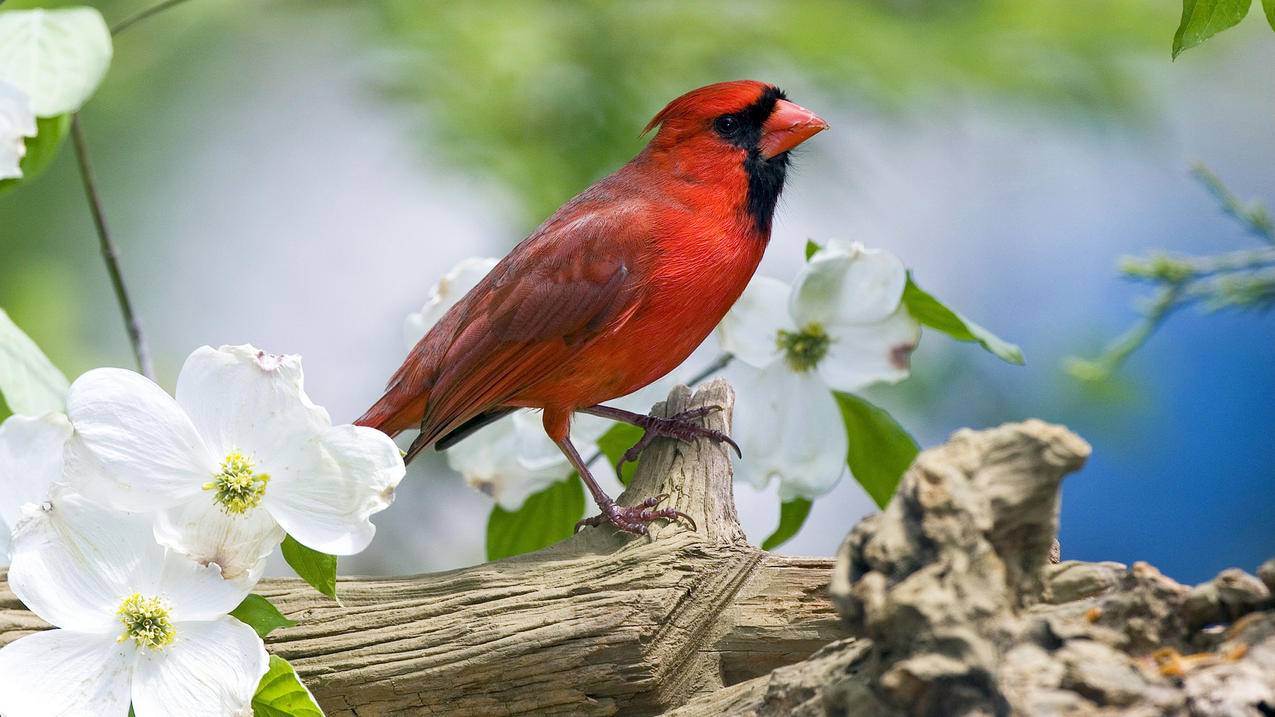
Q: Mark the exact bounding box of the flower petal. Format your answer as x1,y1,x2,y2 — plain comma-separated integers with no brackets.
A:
0,412,71,537
790,240,907,328
175,345,331,462
404,257,499,347
264,424,404,554
64,367,213,511
0,80,37,181
7,489,163,632
717,275,792,369
131,617,267,717
0,8,113,116
447,411,571,511
0,629,134,717
818,306,922,393
727,362,847,500
153,497,281,597
0,521,10,569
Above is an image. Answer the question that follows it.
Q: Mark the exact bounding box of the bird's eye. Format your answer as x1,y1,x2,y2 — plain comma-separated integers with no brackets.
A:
714,115,741,137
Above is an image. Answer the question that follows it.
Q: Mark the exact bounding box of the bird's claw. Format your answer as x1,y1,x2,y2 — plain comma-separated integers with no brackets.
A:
574,493,697,535
613,405,742,477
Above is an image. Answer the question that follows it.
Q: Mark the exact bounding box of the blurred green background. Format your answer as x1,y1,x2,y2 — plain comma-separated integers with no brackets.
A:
1,0,1272,582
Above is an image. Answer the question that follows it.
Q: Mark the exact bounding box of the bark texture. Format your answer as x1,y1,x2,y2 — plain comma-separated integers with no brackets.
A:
670,421,1275,717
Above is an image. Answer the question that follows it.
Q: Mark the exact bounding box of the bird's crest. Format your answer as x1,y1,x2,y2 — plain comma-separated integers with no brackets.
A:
642,80,785,136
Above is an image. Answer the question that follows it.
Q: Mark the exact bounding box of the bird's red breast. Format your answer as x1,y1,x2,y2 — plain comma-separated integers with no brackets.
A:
357,81,827,452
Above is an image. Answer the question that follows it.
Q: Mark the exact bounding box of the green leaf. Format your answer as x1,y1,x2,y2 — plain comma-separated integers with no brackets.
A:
252,655,324,717
1172,0,1252,59
0,114,70,196
486,473,583,561
281,536,338,601
230,594,298,638
804,239,822,261
0,307,69,415
901,275,1024,365
834,392,919,508
761,498,812,550
0,8,113,116
1263,0,1275,29
595,423,644,485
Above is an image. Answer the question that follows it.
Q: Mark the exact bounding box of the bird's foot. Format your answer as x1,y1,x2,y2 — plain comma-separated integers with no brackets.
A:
574,494,697,536
615,406,742,477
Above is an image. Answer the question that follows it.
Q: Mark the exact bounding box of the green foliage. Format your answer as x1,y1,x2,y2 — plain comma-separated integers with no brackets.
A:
280,536,338,601
761,498,812,551
0,307,69,415
1066,166,1274,381
252,655,324,717
804,240,821,261
486,473,584,561
1172,0,1254,58
230,594,298,639
595,423,644,485
834,392,920,508
1264,0,1275,29
901,276,1024,365
0,114,70,196
356,0,1169,225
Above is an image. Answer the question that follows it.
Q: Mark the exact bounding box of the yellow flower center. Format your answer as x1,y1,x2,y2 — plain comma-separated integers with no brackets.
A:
203,451,270,514
117,593,175,650
777,323,832,372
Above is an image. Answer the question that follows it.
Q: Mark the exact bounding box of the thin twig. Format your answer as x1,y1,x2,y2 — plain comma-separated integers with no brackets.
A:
685,353,733,386
71,116,156,381
110,0,198,36
65,0,199,380
1120,247,1275,282
1192,163,1274,243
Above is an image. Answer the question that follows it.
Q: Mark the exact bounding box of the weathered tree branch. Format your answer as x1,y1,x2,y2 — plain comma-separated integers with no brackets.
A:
0,381,845,715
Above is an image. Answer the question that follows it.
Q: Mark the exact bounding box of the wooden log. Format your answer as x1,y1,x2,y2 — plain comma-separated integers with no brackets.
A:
0,380,847,716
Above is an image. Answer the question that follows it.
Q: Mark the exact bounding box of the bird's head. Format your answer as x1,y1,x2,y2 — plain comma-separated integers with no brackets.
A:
643,80,827,161
641,81,828,233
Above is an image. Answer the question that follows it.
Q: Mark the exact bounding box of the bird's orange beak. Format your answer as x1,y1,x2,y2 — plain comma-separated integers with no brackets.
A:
759,100,829,159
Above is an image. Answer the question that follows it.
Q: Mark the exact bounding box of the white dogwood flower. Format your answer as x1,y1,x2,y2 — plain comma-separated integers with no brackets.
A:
0,412,71,564
718,240,921,499
0,80,37,181
0,490,266,717
64,344,405,587
446,410,573,510
0,487,265,714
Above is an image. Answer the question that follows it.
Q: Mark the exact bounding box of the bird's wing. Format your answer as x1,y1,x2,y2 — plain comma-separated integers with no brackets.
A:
397,213,647,456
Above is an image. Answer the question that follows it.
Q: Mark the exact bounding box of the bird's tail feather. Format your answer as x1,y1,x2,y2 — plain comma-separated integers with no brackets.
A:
354,391,428,438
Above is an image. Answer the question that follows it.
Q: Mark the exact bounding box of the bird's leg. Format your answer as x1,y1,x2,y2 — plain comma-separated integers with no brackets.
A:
552,432,695,536
581,404,742,479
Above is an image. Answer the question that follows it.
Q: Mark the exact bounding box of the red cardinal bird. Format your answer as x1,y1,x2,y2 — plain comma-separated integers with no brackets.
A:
357,80,827,534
